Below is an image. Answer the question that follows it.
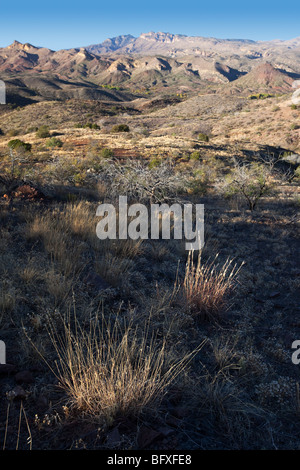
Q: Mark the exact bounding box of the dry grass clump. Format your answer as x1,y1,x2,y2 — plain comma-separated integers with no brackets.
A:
38,312,203,424
94,253,134,289
63,201,97,240
45,268,74,307
183,251,243,321
27,201,96,242
26,204,90,276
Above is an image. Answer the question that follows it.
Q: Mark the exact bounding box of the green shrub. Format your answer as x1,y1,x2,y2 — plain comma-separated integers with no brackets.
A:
248,93,274,100
84,122,100,130
8,139,31,152
291,104,298,110
36,125,51,138
148,156,162,169
190,151,201,161
99,148,114,158
46,137,63,148
198,133,209,142
111,124,130,133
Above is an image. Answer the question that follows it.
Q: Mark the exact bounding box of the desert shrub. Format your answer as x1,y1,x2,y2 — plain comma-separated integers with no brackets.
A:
43,159,81,185
83,122,100,130
291,104,298,110
8,139,31,152
220,161,271,211
46,137,63,148
190,151,201,161
111,124,130,133
99,148,114,158
101,84,120,90
73,172,87,186
0,128,3,136
290,123,300,130
96,159,184,203
36,125,51,138
148,156,162,169
188,169,212,195
248,93,274,100
198,133,209,142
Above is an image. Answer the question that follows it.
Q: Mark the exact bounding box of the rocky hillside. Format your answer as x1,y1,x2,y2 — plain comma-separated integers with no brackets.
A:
0,33,299,104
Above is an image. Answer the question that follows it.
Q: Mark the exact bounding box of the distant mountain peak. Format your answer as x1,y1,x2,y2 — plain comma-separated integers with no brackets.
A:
87,34,136,54
8,40,37,51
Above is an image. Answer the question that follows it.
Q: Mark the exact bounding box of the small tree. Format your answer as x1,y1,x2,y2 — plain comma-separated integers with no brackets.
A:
221,161,271,211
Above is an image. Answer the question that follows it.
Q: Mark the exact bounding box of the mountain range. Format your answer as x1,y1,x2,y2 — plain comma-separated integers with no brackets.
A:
0,32,299,105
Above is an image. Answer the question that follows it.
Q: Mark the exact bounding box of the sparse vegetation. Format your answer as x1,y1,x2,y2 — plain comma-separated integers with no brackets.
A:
198,133,209,142
0,39,299,451
83,122,100,130
8,139,31,152
221,161,271,210
248,93,274,100
36,125,51,138
46,137,63,148
111,124,130,133
99,147,114,158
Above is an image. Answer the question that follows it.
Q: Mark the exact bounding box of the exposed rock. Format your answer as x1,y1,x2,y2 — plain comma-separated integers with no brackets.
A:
6,385,27,400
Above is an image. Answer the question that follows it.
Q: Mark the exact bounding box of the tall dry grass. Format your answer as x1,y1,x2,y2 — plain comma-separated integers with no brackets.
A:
183,251,243,321
34,311,204,424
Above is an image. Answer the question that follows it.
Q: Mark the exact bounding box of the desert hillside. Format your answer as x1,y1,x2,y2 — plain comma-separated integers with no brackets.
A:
0,31,299,452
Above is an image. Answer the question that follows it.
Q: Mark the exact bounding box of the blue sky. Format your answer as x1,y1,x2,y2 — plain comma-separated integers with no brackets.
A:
0,0,299,50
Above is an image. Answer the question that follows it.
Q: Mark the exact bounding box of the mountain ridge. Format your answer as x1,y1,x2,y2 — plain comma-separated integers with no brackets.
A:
0,32,299,105
85,31,300,57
